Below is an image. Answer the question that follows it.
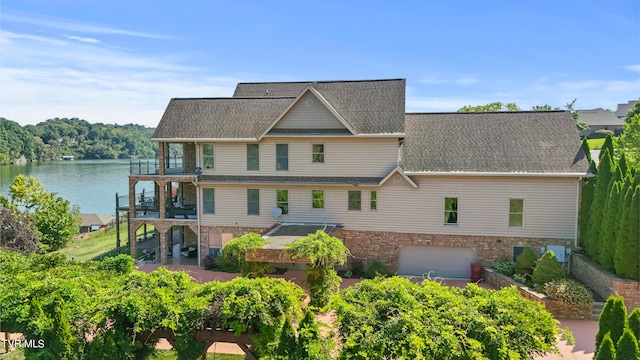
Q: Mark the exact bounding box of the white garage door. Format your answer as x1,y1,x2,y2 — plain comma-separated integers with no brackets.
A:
398,246,477,278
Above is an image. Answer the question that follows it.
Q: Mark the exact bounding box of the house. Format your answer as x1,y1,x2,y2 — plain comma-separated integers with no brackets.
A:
126,78,590,278
615,100,638,121
79,213,115,233
577,108,624,137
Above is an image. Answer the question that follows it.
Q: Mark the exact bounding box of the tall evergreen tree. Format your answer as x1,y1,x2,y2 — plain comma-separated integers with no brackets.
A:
614,185,640,279
629,309,640,341
616,328,640,360
599,181,621,270
600,134,614,162
295,310,331,360
588,148,615,260
275,315,298,359
597,296,628,353
579,177,596,252
595,333,616,360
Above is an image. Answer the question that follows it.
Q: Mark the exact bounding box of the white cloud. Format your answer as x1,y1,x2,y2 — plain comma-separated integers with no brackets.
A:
3,12,176,40
0,30,236,127
65,35,102,44
625,64,640,72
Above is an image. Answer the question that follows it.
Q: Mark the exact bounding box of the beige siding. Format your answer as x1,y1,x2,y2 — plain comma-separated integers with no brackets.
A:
199,176,579,240
274,93,346,129
200,138,398,177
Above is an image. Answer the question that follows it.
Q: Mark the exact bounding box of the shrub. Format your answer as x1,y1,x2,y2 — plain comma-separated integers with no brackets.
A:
595,333,616,360
531,250,565,289
629,308,640,341
513,273,533,287
202,254,217,270
491,258,515,276
515,247,537,275
364,260,390,279
97,254,135,274
596,296,629,354
222,233,268,275
351,259,364,277
544,279,593,308
616,328,640,360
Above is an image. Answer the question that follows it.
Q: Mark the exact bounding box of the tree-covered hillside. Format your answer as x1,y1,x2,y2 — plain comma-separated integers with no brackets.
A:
0,117,157,164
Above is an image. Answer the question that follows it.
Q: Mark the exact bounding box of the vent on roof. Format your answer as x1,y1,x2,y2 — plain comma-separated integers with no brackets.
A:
265,89,269,96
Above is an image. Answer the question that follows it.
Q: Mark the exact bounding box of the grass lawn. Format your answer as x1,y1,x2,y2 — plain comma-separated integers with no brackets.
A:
586,138,605,150
56,223,154,261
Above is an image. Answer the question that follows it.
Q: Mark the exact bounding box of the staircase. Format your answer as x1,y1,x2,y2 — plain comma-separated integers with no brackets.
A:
592,301,606,321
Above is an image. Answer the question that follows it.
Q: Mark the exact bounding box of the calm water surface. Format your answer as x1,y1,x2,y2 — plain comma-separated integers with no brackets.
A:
0,159,150,215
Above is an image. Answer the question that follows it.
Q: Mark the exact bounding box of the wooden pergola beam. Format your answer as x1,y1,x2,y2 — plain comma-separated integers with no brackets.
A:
136,328,256,359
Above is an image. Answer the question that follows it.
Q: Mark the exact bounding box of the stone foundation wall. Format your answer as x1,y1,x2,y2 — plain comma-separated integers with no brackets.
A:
335,229,572,272
483,268,592,320
571,254,640,312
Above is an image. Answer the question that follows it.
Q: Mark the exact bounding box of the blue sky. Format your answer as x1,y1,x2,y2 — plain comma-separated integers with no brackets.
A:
1,0,638,127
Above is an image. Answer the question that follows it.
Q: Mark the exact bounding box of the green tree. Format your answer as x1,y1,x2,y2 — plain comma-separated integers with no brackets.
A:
599,181,621,270
331,277,559,359
515,247,537,276
220,233,269,276
619,99,640,167
595,333,616,360
614,185,640,279
275,316,297,359
5,175,81,251
629,309,640,341
295,310,331,360
531,250,566,288
587,148,615,260
597,296,629,353
616,328,640,360
458,102,522,112
286,230,350,308
0,207,41,254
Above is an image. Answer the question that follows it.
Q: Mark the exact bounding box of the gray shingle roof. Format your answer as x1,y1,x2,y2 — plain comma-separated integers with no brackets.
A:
234,79,406,134
152,97,294,139
401,111,590,174
615,100,638,118
577,108,623,126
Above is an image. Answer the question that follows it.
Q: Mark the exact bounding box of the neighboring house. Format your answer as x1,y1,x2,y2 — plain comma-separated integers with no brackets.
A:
577,108,624,137
127,78,590,278
616,100,638,121
79,213,115,233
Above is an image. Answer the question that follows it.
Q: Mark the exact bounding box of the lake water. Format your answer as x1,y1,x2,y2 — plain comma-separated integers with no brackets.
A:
0,159,151,215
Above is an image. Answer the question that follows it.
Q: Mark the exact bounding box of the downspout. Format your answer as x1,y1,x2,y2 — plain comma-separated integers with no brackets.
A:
574,178,581,248
195,142,201,267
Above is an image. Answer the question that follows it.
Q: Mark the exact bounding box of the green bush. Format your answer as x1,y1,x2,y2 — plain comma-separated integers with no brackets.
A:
364,260,390,279
221,233,268,276
531,250,565,288
491,258,515,276
616,328,640,360
595,333,616,360
306,267,341,308
515,247,537,275
513,273,533,287
629,308,640,341
544,279,593,308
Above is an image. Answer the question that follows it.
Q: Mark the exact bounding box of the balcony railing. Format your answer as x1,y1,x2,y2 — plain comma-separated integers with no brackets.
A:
129,157,183,175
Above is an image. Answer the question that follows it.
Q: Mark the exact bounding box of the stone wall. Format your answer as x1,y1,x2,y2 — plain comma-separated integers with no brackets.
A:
570,254,640,312
483,268,592,320
335,229,572,272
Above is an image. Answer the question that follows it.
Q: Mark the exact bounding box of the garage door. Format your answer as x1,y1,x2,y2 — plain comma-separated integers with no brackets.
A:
398,246,477,278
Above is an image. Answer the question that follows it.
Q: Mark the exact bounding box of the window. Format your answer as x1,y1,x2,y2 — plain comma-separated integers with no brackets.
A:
444,197,458,224
312,144,325,163
509,199,524,227
203,188,215,214
247,189,260,215
247,144,259,170
276,144,288,171
203,144,214,169
370,191,377,210
348,191,361,210
277,190,288,215
312,190,324,209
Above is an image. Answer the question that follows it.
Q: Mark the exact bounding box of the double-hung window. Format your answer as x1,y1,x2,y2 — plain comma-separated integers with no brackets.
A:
312,190,324,209
277,190,289,215
509,199,524,227
247,144,259,170
312,144,325,163
348,191,361,210
203,144,214,169
203,188,215,214
276,144,288,171
444,197,458,224
247,189,260,215
370,191,377,210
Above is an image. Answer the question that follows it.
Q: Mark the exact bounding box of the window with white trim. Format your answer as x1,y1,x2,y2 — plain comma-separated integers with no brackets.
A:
509,199,524,227
203,144,214,169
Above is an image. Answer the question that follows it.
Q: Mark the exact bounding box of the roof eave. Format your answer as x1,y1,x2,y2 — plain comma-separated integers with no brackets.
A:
403,171,591,178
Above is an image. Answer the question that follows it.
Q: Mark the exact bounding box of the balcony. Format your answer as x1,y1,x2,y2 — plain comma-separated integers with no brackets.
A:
129,158,185,176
